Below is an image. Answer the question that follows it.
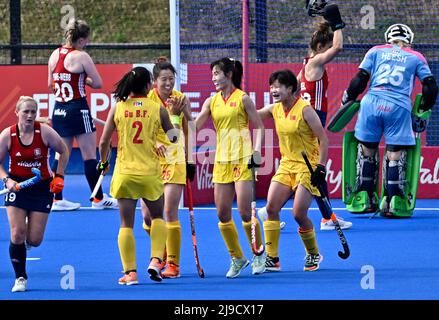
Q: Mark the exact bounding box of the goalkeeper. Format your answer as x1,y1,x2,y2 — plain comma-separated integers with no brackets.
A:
338,23,437,217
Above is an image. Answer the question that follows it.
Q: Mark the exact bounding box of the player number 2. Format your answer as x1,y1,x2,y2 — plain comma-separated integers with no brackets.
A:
132,121,144,144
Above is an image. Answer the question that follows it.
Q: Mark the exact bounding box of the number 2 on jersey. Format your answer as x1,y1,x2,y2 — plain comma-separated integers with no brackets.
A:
132,121,144,144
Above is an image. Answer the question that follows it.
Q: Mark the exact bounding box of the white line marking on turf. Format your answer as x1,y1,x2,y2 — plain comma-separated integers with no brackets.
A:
26,258,40,261
178,207,439,211
2,206,439,211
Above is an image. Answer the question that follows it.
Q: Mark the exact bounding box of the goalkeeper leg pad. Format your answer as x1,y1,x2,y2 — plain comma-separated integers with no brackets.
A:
342,132,379,213
380,140,421,218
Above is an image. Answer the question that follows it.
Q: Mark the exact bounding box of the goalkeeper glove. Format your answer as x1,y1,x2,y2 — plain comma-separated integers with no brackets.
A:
323,4,345,31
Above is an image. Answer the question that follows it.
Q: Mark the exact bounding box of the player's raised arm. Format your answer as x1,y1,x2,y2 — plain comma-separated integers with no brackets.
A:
195,96,212,130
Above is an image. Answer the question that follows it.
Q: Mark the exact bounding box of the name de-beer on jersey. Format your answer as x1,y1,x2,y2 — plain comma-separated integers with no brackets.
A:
52,72,72,82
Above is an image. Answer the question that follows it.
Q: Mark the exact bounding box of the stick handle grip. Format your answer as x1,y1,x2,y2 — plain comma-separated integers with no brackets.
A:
90,174,104,201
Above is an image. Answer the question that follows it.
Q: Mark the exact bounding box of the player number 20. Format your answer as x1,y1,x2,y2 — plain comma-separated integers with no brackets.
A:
54,82,74,102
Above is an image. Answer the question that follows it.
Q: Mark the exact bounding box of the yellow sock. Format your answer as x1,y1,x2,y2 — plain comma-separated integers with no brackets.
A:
242,218,263,253
166,221,181,265
142,222,151,236
150,218,167,261
298,228,319,255
263,220,280,258
218,220,243,258
118,227,136,272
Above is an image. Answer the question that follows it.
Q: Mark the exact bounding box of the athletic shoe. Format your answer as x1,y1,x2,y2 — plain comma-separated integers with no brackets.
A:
226,257,250,278
251,251,266,275
118,271,138,285
11,277,27,292
92,193,118,209
148,258,163,282
159,258,167,271
258,207,286,230
265,256,281,272
161,262,180,278
51,199,80,211
320,215,352,231
366,195,379,213
304,253,323,271
160,248,167,271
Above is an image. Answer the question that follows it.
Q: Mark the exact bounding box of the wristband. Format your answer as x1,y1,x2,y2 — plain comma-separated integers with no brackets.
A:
170,114,180,125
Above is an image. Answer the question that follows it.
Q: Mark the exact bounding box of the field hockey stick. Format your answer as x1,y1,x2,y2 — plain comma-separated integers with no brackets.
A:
0,168,42,195
250,166,264,256
186,178,205,278
90,143,112,201
301,151,350,259
92,117,106,126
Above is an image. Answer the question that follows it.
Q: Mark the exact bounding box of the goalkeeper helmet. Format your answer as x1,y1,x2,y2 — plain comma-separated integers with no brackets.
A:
306,0,328,17
384,24,414,44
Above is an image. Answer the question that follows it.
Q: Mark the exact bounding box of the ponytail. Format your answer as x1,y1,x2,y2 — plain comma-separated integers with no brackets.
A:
64,19,90,44
113,67,152,101
210,57,243,89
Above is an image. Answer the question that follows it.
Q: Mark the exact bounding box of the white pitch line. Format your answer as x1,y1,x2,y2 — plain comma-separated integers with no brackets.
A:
183,207,439,211
26,258,40,261
49,206,439,212
2,206,439,211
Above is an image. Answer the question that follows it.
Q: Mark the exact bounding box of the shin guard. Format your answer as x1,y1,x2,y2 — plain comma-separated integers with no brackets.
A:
342,132,379,213
380,142,420,218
